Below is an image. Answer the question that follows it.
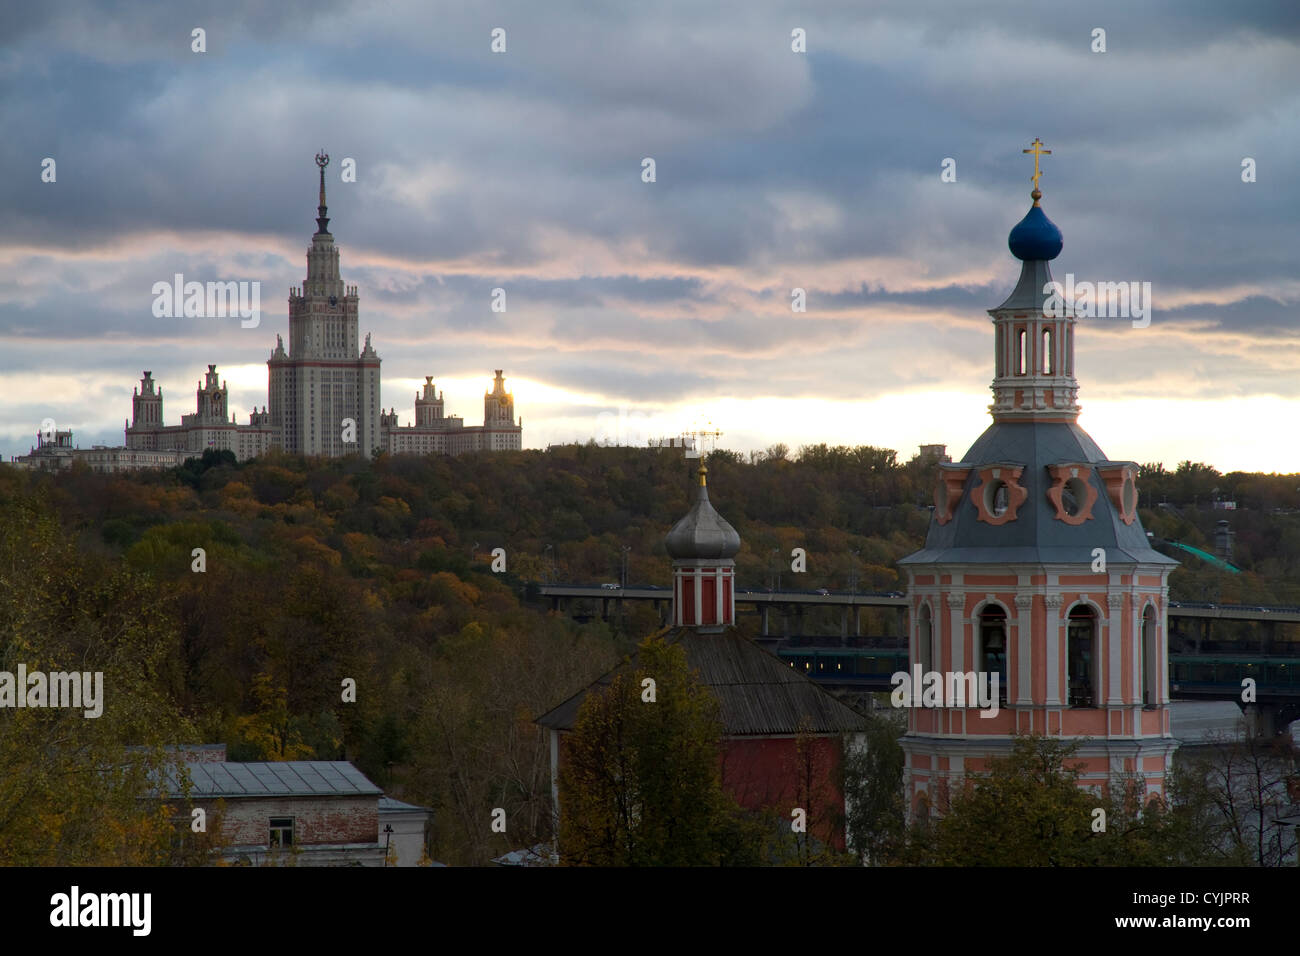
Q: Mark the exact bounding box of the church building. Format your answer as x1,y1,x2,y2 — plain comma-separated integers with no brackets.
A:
538,465,870,856
896,143,1179,815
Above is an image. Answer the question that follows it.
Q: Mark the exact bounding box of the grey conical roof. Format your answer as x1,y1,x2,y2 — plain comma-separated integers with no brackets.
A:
664,466,741,560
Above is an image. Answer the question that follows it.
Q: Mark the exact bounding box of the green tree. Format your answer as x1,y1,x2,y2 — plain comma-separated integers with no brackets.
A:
843,709,907,864
0,491,197,865
904,735,1223,867
558,635,763,865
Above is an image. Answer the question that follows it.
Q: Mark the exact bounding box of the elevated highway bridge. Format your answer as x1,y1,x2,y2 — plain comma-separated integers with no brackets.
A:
534,584,1300,732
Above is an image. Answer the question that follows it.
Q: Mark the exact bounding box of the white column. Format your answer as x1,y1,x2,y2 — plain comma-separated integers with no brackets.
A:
673,569,683,627
728,569,735,624
1044,594,1062,705
1014,593,1033,706
1130,593,1142,709
693,570,703,627
715,567,724,624
947,591,965,672
1106,592,1124,707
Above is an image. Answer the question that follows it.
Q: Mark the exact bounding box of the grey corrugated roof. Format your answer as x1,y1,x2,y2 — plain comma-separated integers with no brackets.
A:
899,421,1178,568
163,761,382,799
536,628,870,736
378,796,431,813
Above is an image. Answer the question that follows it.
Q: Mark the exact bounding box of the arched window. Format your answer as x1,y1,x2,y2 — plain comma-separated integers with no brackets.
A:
917,603,934,673
978,606,1009,702
1067,606,1098,708
1141,606,1158,707
1042,327,1054,374
1017,328,1027,375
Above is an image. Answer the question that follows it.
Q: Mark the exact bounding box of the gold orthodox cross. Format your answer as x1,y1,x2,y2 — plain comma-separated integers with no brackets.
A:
1023,138,1051,193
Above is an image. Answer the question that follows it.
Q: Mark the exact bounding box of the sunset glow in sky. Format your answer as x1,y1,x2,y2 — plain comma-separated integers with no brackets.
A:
3,1,1298,471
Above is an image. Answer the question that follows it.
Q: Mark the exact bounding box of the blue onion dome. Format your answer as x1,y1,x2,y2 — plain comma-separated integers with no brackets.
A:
1008,198,1063,261
665,466,741,560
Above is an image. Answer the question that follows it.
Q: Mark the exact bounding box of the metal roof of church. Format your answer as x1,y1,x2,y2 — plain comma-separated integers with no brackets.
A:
899,420,1178,568
664,466,741,561
536,628,870,736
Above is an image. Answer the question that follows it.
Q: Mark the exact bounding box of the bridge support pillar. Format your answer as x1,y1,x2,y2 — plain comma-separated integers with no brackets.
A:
1260,620,1275,655
841,608,848,639
760,606,769,636
1242,703,1278,737
853,606,860,637
601,598,609,620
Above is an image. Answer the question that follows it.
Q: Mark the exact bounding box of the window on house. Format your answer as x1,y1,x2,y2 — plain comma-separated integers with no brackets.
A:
269,817,294,847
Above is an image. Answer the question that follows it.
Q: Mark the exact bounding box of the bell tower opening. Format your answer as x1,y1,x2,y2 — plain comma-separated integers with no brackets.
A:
1067,606,1098,708
977,606,1008,702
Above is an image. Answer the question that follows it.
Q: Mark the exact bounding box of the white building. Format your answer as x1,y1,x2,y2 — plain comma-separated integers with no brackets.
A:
125,366,279,461
116,152,521,466
380,370,522,456
268,153,382,457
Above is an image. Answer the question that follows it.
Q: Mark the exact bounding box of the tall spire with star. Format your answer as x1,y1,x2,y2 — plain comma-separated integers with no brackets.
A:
315,148,331,236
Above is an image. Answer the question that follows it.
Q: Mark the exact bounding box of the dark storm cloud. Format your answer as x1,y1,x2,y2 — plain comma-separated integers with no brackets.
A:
1,0,1297,460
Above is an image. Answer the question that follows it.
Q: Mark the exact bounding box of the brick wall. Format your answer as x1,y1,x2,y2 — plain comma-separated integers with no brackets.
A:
203,795,378,847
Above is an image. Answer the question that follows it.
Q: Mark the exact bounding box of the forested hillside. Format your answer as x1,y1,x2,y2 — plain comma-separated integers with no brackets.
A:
2,444,1297,863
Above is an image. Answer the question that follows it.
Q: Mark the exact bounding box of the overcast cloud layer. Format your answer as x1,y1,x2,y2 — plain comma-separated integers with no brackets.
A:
2,0,1298,470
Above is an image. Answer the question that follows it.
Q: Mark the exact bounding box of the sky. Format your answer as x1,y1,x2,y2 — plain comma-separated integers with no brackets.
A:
2,0,1298,471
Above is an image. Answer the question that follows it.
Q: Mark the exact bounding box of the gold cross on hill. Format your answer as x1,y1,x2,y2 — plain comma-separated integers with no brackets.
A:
1023,138,1051,202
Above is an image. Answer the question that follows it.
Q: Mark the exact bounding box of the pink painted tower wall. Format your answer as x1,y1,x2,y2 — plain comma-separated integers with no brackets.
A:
897,160,1179,815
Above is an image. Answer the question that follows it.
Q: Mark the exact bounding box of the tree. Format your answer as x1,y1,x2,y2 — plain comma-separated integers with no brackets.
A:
1178,723,1298,866
903,735,1223,867
843,709,906,864
557,635,764,865
0,490,198,865
774,720,852,865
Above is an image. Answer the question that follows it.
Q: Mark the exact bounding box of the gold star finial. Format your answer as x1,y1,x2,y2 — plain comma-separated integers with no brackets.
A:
1023,138,1052,205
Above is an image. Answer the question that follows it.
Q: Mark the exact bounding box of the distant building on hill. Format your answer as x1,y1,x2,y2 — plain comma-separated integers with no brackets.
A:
125,366,279,462
9,427,187,473
380,371,522,455
15,151,522,472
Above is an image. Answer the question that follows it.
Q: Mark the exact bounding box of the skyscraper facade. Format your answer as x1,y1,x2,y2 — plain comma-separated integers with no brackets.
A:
121,152,522,464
